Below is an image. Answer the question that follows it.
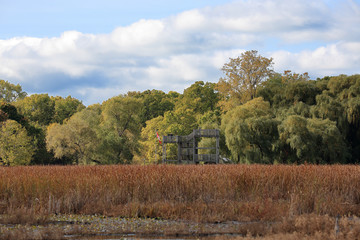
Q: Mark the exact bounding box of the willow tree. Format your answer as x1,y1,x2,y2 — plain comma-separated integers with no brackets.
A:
278,115,348,164
99,95,144,164
46,109,100,165
221,97,278,164
217,50,273,111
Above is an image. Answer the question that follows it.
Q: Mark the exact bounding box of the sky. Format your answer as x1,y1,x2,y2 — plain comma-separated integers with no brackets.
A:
1,0,360,105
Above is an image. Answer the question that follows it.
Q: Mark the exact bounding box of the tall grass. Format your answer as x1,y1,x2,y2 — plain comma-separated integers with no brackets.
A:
1,164,360,222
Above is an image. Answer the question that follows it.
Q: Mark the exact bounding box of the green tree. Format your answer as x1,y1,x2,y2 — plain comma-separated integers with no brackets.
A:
311,92,347,135
177,81,219,114
29,123,55,165
15,94,58,164
257,71,316,107
278,115,348,164
128,90,176,126
311,93,345,122
46,107,101,165
0,101,26,125
15,94,55,126
100,95,144,164
163,107,198,136
138,116,165,164
256,73,285,107
47,97,144,165
0,101,51,165
52,96,85,124
0,79,27,102
221,97,278,163
197,111,230,157
217,50,273,111
0,120,34,166
139,106,198,164
284,80,320,105
315,74,360,162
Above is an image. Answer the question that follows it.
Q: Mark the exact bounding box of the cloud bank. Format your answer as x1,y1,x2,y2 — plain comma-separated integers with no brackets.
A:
0,0,359,105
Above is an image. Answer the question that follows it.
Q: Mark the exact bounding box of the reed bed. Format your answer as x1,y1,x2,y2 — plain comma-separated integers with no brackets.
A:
1,164,360,222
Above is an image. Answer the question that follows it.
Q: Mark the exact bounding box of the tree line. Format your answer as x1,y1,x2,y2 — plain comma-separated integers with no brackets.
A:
1,50,359,165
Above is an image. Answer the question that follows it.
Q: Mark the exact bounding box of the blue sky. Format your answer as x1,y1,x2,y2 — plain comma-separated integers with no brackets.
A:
1,0,360,105
0,0,228,38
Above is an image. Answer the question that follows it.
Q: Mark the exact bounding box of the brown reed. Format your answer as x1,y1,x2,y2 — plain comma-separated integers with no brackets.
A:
1,164,360,223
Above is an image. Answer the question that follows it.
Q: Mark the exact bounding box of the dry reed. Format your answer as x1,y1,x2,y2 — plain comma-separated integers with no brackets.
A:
1,164,360,223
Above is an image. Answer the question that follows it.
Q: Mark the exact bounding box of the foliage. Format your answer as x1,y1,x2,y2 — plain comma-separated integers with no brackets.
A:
221,97,278,163
128,90,177,126
1,51,360,165
281,70,310,82
217,50,273,111
138,82,219,164
139,106,198,164
314,74,360,162
99,96,143,164
278,115,348,164
257,71,320,108
0,120,34,166
0,109,6,122
256,73,285,106
15,94,84,126
197,110,230,157
139,116,164,164
311,92,345,122
0,101,26,125
0,101,52,165
177,81,219,114
284,80,320,105
0,79,27,102
15,94,55,126
52,96,85,124
13,95,84,164
46,107,101,165
47,96,144,164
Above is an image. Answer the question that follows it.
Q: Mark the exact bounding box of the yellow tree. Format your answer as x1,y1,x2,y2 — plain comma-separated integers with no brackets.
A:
0,120,34,166
217,50,273,112
139,107,198,164
138,116,165,164
46,114,99,165
0,79,27,102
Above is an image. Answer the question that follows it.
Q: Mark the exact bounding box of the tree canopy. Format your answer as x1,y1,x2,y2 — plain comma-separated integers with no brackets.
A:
0,120,34,166
217,50,273,111
221,97,278,163
0,79,27,103
1,51,359,165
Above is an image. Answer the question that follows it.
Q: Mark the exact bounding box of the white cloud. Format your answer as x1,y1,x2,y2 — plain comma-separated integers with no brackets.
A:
110,20,165,50
0,0,359,105
272,41,360,77
172,9,206,31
